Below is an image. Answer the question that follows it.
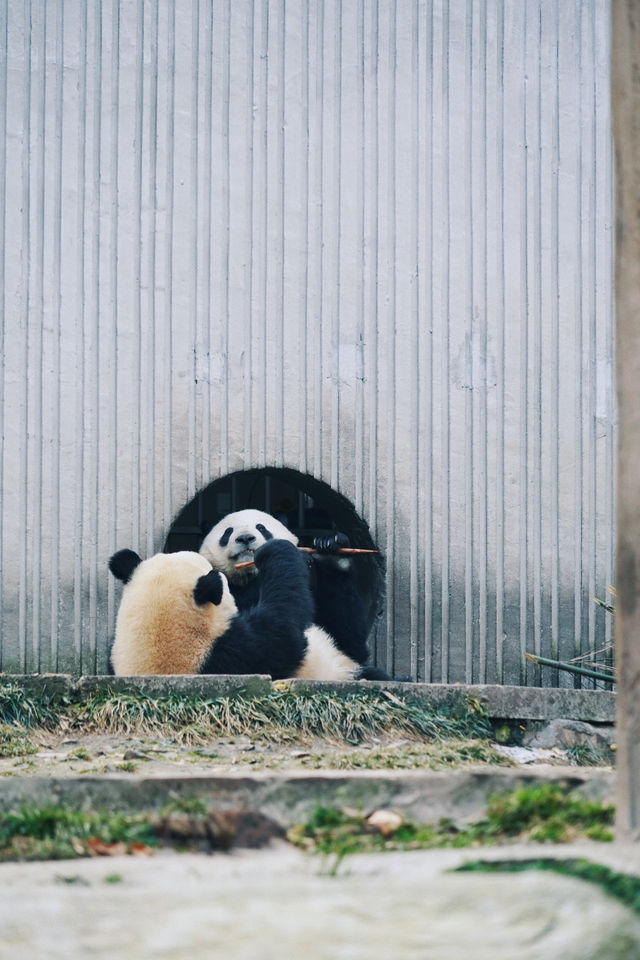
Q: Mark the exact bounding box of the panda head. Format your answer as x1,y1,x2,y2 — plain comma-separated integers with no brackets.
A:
199,509,298,584
108,549,237,675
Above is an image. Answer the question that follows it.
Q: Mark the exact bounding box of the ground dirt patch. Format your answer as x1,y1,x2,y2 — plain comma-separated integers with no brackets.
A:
0,730,516,779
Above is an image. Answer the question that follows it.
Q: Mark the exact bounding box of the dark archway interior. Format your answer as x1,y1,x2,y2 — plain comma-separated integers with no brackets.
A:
164,467,385,635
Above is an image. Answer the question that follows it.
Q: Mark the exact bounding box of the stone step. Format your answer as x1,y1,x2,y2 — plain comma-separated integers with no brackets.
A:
0,766,615,826
1,673,616,723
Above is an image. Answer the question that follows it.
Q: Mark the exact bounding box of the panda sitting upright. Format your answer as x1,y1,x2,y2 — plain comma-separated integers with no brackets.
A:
108,538,385,681
199,508,388,680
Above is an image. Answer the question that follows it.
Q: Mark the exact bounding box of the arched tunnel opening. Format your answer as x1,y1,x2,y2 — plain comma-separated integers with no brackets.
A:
164,467,385,636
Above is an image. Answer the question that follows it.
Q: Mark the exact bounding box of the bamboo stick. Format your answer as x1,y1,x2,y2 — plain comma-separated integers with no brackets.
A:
234,546,379,570
296,546,379,555
524,652,615,684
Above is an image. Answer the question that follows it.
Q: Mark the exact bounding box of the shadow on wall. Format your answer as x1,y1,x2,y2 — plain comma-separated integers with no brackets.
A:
164,467,385,636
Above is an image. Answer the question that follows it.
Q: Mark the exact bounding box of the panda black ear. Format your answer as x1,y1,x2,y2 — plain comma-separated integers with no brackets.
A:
194,570,224,607
108,549,142,584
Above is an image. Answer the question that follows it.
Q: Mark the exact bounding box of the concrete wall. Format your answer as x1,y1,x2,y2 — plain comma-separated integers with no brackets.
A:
0,0,614,682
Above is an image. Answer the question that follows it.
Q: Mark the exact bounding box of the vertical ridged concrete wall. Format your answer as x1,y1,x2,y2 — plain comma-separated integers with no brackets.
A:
0,0,614,682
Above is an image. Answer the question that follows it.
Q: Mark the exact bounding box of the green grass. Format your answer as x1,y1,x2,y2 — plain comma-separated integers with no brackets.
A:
0,784,616,864
0,799,284,861
295,740,513,771
483,782,614,842
161,797,209,816
455,859,640,916
566,742,610,767
288,806,444,858
0,806,157,862
0,684,492,746
0,725,37,758
0,685,62,729
288,783,615,859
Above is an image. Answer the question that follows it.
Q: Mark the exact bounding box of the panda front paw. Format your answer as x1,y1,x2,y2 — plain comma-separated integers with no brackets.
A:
312,532,352,569
312,532,350,554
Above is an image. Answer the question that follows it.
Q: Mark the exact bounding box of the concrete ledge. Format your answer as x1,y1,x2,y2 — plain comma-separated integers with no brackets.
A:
0,674,76,700
280,679,616,724
74,674,273,699
0,675,616,723
0,674,273,701
0,767,615,826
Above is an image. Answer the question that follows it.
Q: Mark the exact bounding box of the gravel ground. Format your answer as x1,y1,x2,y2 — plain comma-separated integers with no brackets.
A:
0,728,598,781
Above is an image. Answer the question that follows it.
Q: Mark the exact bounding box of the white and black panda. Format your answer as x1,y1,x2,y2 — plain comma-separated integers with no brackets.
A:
108,538,382,681
199,508,388,679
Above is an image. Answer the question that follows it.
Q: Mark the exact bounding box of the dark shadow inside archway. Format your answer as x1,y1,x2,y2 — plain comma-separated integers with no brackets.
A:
164,467,384,636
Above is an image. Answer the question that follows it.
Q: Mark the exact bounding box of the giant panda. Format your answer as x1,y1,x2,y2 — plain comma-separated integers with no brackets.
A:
108,538,383,681
199,508,381,675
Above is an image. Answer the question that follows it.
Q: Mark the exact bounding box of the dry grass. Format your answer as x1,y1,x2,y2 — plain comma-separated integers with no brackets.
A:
0,683,492,747
70,689,492,745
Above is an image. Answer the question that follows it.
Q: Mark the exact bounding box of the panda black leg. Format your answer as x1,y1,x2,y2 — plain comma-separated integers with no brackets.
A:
312,559,369,665
357,665,392,681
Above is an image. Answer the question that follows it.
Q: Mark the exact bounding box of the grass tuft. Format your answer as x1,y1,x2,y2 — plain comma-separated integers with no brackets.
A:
0,801,284,862
0,806,157,862
0,725,37,758
296,740,513,771
566,742,609,767
0,685,60,729
288,783,615,859
484,782,614,841
72,689,492,744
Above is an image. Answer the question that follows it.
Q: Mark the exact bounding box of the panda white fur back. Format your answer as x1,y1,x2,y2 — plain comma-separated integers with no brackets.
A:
111,551,237,675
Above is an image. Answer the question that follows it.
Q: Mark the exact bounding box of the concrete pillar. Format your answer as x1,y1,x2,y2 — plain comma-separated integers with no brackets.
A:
612,0,640,841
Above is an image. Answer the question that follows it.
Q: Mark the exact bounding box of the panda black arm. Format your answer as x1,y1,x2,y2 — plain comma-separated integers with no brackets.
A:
200,540,313,680
250,538,315,627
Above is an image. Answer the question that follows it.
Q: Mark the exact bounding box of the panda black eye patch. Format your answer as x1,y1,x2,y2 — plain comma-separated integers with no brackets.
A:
256,524,273,540
218,527,233,547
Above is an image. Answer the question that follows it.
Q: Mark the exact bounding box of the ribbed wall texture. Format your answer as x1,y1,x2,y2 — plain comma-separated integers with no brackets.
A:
0,0,614,682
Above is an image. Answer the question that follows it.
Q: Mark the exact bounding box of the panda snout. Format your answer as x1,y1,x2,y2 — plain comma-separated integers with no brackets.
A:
235,533,256,548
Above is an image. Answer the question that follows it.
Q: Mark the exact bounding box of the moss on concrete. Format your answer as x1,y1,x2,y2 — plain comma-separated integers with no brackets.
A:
287,782,615,859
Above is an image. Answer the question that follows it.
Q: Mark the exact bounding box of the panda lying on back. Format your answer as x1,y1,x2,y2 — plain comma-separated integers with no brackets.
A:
108,538,387,681
199,508,386,679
